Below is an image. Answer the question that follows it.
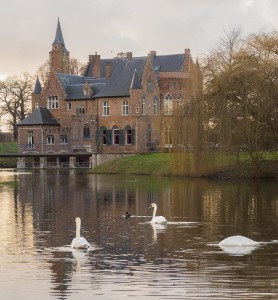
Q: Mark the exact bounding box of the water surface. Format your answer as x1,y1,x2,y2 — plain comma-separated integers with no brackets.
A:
0,169,277,299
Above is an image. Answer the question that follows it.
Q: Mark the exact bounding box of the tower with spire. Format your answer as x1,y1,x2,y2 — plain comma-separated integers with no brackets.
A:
49,18,70,74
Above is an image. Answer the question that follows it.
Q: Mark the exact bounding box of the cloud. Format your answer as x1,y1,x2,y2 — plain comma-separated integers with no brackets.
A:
1,0,278,77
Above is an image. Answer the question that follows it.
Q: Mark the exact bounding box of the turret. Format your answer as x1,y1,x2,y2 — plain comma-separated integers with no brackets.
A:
49,18,70,74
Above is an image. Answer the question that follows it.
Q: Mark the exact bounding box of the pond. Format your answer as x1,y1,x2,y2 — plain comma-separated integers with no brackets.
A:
0,169,277,299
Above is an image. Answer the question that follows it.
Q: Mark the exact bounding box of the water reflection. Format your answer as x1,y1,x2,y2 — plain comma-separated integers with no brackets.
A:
0,169,277,299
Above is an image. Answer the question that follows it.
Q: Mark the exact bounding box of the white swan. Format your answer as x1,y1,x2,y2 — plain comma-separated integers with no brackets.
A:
218,235,259,255
219,235,259,246
149,203,167,224
71,217,91,249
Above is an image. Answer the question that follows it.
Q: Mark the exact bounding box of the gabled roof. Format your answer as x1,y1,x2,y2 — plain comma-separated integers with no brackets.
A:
130,69,142,90
17,107,59,126
96,57,146,97
50,53,186,99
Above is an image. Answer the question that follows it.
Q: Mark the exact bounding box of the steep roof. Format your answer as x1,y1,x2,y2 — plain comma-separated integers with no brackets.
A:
53,18,68,52
96,57,146,97
53,53,186,99
17,107,59,126
33,77,42,94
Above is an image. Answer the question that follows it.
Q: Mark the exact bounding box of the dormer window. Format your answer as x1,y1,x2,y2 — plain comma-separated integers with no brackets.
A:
83,82,92,97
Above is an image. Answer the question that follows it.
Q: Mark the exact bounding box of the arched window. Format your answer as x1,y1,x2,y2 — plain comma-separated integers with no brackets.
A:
125,125,132,145
83,124,90,138
113,125,120,145
164,93,173,115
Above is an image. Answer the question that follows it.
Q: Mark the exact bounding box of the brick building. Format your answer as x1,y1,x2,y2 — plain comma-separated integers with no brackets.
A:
17,19,202,167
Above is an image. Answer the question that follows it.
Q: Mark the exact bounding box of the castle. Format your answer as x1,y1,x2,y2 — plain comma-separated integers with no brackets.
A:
17,19,202,168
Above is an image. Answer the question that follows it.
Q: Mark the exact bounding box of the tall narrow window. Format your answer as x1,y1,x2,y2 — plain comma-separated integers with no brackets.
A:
83,124,90,138
154,96,158,115
113,126,120,145
47,96,59,109
125,125,132,145
164,94,173,115
73,123,78,139
27,131,34,149
103,101,109,116
122,101,129,115
147,125,152,145
165,125,173,148
147,76,153,92
135,104,140,114
142,95,146,115
67,103,72,110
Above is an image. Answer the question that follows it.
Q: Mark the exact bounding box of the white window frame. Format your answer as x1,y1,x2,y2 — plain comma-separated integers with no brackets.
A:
122,101,129,116
47,96,59,109
103,101,109,116
46,135,54,145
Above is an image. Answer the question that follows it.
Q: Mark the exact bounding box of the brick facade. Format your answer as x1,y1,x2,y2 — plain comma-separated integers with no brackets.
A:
17,20,202,159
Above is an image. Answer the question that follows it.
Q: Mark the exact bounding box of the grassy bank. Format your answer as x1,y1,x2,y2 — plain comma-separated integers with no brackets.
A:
0,142,17,168
92,152,278,179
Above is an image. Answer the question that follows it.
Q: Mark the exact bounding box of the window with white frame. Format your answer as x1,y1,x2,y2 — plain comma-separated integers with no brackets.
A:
67,103,72,110
125,126,132,145
135,104,140,114
60,135,68,144
142,95,146,115
27,131,34,149
47,96,59,109
113,126,120,145
122,101,129,116
46,135,54,144
164,94,173,115
103,101,109,116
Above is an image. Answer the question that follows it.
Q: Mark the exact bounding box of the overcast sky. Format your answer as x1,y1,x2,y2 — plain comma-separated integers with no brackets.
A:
1,0,278,79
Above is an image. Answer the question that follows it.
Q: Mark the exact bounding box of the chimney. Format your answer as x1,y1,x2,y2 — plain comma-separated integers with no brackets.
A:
105,62,112,79
149,50,156,59
126,52,133,60
89,52,101,78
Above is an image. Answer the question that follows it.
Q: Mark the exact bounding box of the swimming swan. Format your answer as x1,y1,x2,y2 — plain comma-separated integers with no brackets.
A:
219,235,259,246
71,217,91,249
149,203,167,224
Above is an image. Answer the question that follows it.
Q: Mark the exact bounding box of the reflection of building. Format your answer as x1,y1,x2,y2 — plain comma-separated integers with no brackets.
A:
17,19,202,168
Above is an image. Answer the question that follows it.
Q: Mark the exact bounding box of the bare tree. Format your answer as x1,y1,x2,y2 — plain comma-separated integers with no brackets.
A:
201,29,278,175
0,73,34,140
36,57,87,84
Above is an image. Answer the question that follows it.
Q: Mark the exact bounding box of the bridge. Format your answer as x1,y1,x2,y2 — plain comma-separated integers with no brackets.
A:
0,152,93,169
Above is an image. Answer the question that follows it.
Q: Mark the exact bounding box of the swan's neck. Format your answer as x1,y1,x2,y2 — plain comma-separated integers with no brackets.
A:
76,219,81,238
152,205,157,219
